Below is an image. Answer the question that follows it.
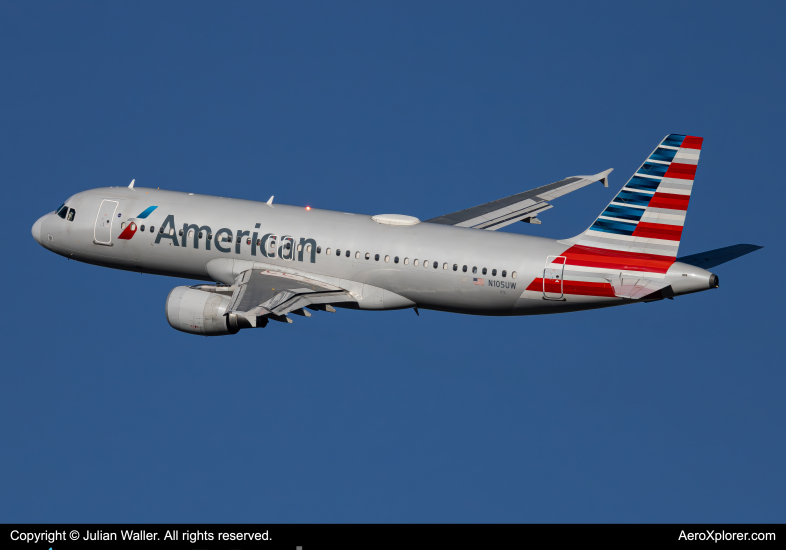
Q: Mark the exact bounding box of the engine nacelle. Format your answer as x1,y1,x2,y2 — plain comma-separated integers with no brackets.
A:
165,286,245,336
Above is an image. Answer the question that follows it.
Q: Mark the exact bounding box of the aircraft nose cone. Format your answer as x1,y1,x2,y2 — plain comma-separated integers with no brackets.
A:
32,214,46,245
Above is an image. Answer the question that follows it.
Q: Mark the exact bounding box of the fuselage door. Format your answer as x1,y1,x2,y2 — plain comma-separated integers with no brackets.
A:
94,200,119,245
543,255,566,299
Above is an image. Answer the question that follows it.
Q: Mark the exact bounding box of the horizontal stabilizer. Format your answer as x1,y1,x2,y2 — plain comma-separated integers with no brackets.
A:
677,244,763,270
425,169,612,231
606,276,669,300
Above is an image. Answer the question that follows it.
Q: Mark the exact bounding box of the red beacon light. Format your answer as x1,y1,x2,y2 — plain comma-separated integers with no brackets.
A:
305,206,311,211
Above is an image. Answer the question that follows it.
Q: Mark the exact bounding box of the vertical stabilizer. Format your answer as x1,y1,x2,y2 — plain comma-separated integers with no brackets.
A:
561,134,703,276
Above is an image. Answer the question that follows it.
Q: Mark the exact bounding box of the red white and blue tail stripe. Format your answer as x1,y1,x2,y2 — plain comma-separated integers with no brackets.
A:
562,134,702,276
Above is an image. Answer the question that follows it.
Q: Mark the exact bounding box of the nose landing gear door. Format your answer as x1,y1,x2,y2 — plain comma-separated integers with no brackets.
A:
94,200,119,245
543,255,566,299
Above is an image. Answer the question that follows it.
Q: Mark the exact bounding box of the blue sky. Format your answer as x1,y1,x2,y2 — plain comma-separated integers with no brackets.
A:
1,1,783,522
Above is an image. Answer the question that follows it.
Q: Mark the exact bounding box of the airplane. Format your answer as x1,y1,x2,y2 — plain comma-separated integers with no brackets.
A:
31,134,761,336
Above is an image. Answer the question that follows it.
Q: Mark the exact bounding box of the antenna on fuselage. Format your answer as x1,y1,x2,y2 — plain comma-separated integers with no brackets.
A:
128,179,135,189
267,195,274,205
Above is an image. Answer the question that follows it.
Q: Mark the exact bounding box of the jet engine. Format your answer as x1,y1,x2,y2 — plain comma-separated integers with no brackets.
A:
165,286,248,336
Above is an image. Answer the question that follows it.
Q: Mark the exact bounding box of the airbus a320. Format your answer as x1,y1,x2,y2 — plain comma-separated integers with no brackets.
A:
32,134,761,336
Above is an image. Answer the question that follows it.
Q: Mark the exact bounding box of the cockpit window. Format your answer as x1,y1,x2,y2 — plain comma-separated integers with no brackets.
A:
56,204,68,219
66,208,76,222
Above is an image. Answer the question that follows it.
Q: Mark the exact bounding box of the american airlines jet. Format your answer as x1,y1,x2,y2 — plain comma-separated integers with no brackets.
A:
32,134,760,336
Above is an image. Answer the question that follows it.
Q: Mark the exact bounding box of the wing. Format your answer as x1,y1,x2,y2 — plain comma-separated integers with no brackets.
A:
424,169,613,230
677,244,763,270
196,269,356,326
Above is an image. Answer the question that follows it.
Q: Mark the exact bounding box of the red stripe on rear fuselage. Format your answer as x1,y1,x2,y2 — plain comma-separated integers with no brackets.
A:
560,244,675,274
526,278,616,297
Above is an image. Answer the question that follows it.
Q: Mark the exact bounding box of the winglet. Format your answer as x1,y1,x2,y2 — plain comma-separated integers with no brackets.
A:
575,169,612,188
128,179,135,189
267,195,274,205
598,168,611,188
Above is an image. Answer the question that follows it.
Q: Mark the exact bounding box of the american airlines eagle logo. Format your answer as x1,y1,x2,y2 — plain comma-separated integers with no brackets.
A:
117,206,159,240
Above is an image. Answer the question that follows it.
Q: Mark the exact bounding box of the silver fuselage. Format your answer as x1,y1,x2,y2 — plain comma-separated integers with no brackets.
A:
32,186,716,315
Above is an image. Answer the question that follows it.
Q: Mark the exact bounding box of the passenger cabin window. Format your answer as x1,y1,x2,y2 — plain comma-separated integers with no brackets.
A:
121,222,126,229
482,268,487,275
433,262,438,269
414,259,419,266
385,255,390,263
472,266,477,274
316,246,321,254
326,248,331,255
346,250,350,257
208,233,213,240
355,251,360,259
149,226,154,233
365,252,370,260
375,254,380,261
462,265,467,272
336,249,341,256
141,225,145,232
443,263,448,270
403,257,408,265
66,208,75,222
502,270,506,277
306,244,312,252
453,264,458,271
492,269,497,276
512,271,517,279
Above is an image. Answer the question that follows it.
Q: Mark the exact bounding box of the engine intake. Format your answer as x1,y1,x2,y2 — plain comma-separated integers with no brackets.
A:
165,286,243,336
